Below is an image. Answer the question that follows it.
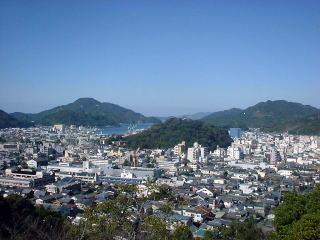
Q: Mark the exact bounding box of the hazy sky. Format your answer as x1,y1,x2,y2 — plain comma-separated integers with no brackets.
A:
0,0,319,116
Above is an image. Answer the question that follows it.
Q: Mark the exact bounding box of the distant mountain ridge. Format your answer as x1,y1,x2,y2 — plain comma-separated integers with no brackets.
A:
2,99,319,134
269,113,320,135
179,112,212,120
11,98,160,126
202,108,243,125
0,110,32,129
157,112,212,122
202,100,319,134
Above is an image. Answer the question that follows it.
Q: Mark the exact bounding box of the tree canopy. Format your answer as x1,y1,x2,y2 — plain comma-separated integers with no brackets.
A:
203,218,265,240
0,195,67,240
125,118,232,151
273,186,320,240
201,100,319,134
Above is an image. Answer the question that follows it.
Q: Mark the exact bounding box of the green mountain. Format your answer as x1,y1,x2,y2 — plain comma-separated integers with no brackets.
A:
157,112,212,123
202,100,319,131
201,108,243,126
125,118,232,151
179,112,212,120
270,113,320,135
0,110,32,129
11,98,160,126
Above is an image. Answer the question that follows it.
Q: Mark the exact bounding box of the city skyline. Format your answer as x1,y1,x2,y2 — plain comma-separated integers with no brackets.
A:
0,1,320,238
1,0,320,116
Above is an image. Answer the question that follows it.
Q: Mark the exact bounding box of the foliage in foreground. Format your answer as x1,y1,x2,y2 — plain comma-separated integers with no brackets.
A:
0,195,67,240
67,185,192,240
272,185,320,240
203,218,266,240
2,185,320,240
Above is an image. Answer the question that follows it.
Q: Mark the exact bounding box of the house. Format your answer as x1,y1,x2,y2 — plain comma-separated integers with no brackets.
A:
156,213,192,231
27,158,48,168
196,187,214,197
182,209,204,222
194,207,214,221
46,177,81,194
206,219,232,229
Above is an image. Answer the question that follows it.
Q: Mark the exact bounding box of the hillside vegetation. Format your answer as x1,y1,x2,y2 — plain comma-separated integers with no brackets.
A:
272,186,320,240
0,109,32,129
201,108,243,127
202,100,319,134
11,98,160,126
125,118,232,151
1,185,320,240
269,113,320,135
0,195,66,239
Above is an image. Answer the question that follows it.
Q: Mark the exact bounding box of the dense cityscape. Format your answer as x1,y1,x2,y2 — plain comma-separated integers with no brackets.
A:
1,0,320,239
0,121,319,239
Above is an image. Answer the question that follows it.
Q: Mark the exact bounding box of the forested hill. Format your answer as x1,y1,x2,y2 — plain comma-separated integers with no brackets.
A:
11,98,160,126
0,109,32,129
201,108,242,126
125,118,232,151
269,113,320,135
201,100,319,132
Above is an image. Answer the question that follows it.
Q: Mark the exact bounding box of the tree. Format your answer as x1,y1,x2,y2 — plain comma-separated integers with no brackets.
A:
285,213,320,240
146,163,154,168
274,192,306,235
149,185,173,201
125,118,232,151
137,216,170,240
272,185,320,240
117,183,138,195
20,161,29,169
203,219,265,240
222,219,265,240
68,186,172,240
0,195,67,240
172,224,193,240
69,196,135,240
1,161,8,170
204,229,223,240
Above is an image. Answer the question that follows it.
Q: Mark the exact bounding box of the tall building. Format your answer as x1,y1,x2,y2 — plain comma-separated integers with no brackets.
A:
270,149,281,164
173,141,186,156
229,128,242,138
227,146,241,160
187,142,207,163
212,145,226,158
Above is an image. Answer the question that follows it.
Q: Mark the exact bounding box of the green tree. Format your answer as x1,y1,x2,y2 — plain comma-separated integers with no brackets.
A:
204,219,265,240
286,213,320,240
117,183,138,195
204,229,223,240
0,195,67,240
172,224,193,240
69,196,135,240
1,161,8,170
125,118,232,151
273,186,320,240
149,185,173,201
138,216,170,240
274,192,307,236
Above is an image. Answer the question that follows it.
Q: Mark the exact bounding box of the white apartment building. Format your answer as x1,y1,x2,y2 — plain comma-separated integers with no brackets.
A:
187,142,207,163
227,146,241,160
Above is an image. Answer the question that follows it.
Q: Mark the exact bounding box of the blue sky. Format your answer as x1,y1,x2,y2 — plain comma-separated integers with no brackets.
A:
0,0,319,116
